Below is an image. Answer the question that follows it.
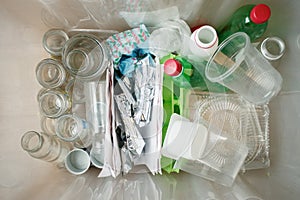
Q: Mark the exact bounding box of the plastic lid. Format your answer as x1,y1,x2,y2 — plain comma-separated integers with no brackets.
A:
164,59,183,77
250,4,271,24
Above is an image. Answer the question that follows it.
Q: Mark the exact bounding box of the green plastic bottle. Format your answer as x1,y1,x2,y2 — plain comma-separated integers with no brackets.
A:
163,57,193,88
218,4,271,43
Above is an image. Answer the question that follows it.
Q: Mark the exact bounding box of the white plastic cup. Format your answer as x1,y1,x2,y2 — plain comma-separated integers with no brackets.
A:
65,149,90,175
206,32,283,105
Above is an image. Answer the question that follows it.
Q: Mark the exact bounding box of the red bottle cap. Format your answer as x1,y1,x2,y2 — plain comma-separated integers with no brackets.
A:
164,59,183,77
250,4,271,24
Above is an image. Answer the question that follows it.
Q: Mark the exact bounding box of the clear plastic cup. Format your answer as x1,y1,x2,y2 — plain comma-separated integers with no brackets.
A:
178,112,248,186
205,32,283,105
176,96,249,186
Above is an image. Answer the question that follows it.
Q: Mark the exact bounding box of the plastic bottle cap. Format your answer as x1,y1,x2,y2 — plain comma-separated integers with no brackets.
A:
250,4,271,24
164,59,183,77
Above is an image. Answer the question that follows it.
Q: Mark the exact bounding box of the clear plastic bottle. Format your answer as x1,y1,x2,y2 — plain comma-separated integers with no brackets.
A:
21,131,71,167
218,4,271,42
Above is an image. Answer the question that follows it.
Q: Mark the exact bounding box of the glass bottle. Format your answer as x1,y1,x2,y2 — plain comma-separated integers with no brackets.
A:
62,33,111,81
55,114,92,148
218,4,271,42
259,36,286,67
36,58,67,89
38,89,71,118
40,116,56,136
65,78,86,104
21,131,71,167
42,29,69,56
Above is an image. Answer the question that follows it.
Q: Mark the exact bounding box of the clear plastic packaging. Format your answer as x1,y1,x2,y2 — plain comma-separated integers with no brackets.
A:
184,91,270,170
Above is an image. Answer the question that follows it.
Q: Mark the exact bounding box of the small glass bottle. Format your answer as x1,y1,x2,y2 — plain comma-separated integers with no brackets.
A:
40,116,57,136
65,78,86,104
259,36,286,67
36,58,67,89
38,89,71,118
62,33,111,81
43,29,69,56
21,131,71,167
55,114,92,148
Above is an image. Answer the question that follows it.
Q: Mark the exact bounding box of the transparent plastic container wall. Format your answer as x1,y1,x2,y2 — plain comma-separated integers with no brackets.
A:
0,0,300,199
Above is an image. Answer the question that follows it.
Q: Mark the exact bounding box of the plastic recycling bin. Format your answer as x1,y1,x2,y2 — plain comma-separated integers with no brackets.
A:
0,0,300,199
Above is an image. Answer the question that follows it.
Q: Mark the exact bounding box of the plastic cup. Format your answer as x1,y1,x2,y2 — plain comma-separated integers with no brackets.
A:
65,149,90,175
181,109,248,186
197,113,248,186
205,32,282,105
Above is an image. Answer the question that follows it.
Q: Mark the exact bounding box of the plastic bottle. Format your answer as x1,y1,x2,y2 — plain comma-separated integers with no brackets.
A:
218,4,271,42
163,55,212,91
163,57,193,88
189,25,219,60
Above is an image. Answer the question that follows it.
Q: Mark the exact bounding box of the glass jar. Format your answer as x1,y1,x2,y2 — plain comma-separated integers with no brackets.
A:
55,114,92,148
42,29,69,56
260,36,286,63
65,78,86,104
38,89,71,118
36,58,67,89
62,33,110,81
21,131,71,167
40,116,56,136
